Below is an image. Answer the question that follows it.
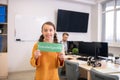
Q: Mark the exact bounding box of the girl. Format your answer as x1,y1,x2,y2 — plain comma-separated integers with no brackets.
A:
30,21,65,80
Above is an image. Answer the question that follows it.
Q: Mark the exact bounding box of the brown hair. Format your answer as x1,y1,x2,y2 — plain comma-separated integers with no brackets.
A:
38,21,58,43
62,32,69,36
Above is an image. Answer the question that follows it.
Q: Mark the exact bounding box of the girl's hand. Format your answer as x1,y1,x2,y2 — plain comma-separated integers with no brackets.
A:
58,53,65,61
34,50,41,59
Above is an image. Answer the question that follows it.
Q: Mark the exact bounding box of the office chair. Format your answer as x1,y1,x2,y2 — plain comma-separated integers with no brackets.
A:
90,68,119,80
65,60,86,80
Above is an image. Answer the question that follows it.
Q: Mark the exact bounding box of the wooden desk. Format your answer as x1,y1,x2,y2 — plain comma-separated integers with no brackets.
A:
65,55,120,80
79,61,120,80
64,55,80,60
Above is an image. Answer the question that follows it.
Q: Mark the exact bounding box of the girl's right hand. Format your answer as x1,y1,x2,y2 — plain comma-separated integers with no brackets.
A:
34,50,41,59
58,53,65,61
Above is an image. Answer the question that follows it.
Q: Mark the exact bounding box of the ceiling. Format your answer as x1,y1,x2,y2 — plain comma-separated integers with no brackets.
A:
61,0,97,5
61,0,106,5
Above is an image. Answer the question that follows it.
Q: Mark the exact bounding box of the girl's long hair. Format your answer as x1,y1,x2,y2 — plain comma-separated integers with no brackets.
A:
38,21,58,43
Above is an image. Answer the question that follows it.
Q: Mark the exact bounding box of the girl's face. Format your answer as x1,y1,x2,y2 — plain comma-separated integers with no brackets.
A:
42,24,55,42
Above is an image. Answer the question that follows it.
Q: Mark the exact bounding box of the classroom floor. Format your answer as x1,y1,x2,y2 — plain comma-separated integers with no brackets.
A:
0,70,67,80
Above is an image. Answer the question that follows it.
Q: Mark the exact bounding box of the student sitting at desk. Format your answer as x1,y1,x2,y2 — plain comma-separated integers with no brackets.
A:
60,32,69,54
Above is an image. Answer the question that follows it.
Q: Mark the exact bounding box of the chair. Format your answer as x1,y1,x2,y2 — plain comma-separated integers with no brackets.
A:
65,60,86,80
90,68,119,80
58,67,67,80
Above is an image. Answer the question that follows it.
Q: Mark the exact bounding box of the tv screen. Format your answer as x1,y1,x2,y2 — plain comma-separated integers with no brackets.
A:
57,9,89,33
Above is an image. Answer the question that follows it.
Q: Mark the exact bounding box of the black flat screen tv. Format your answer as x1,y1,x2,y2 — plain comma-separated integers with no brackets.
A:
57,9,89,33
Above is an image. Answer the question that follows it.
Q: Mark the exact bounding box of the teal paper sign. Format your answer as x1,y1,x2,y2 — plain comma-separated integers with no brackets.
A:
38,42,62,52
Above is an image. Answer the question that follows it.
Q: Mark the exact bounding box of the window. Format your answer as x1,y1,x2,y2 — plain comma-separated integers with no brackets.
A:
102,0,120,43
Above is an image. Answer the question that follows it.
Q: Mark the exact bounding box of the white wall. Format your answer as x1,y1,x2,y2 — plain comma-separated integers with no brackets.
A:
0,0,8,4
91,4,98,41
8,0,93,72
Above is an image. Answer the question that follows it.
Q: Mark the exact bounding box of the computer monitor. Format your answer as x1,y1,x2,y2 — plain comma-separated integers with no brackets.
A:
67,41,80,54
68,41,108,59
79,41,95,57
94,42,108,58
79,41,108,59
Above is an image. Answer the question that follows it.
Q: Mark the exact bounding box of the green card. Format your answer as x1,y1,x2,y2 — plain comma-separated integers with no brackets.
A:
38,42,62,52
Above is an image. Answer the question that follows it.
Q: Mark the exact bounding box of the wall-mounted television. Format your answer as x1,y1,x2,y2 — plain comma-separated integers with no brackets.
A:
57,9,89,33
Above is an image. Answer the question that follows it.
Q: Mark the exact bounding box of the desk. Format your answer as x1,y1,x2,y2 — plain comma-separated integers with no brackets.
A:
79,61,120,80
64,55,80,60
65,55,120,80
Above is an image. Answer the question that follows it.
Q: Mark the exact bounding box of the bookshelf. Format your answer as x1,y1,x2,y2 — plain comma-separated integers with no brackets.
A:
0,3,7,52
0,0,8,78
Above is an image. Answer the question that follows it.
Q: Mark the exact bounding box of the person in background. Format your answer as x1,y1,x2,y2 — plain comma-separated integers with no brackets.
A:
60,32,69,55
30,21,65,80
59,32,69,76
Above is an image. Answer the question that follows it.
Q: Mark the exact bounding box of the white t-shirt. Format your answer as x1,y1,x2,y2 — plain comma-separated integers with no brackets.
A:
60,41,68,53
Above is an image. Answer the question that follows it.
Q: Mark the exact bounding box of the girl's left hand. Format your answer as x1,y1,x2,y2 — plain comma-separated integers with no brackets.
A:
58,53,65,61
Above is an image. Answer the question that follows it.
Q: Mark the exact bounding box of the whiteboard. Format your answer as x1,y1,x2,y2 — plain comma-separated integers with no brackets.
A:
15,15,49,41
